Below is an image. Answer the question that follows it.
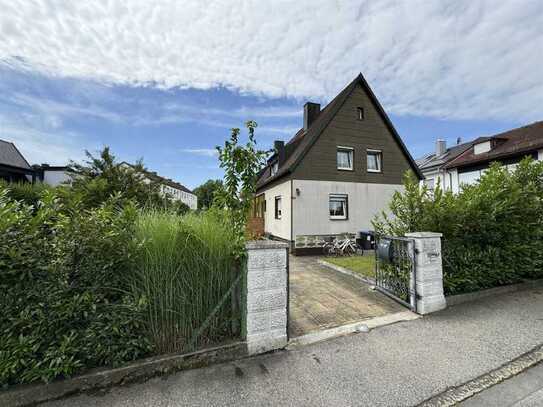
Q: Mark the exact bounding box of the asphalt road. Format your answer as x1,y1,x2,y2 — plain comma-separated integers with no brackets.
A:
45,286,543,407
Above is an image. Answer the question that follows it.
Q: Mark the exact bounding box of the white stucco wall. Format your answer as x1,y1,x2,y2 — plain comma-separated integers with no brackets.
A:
538,149,543,161
449,169,459,194
43,170,71,186
262,180,292,241
291,180,402,237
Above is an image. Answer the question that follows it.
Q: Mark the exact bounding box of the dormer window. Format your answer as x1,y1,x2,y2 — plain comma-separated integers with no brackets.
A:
474,141,492,155
357,107,365,121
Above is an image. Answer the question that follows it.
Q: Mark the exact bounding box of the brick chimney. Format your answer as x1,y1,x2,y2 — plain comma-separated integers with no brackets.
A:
303,102,320,131
274,140,285,165
436,139,446,156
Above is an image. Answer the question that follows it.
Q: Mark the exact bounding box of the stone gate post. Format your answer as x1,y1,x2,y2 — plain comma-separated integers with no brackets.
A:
405,232,447,315
244,240,289,355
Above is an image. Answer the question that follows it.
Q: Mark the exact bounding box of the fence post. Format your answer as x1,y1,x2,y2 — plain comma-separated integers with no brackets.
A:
244,240,289,355
405,232,447,315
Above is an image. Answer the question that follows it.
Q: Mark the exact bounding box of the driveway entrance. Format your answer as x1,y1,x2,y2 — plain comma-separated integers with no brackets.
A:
288,255,404,338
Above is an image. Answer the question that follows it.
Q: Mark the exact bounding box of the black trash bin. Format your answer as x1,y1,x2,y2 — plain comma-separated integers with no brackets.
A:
357,230,375,250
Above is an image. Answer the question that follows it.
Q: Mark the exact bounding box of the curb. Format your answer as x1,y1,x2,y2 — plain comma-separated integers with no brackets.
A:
446,278,543,307
417,343,543,406
317,259,375,285
0,341,247,407
287,310,419,348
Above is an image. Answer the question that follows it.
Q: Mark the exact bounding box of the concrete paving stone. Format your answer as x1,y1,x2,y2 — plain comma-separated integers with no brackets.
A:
288,255,403,337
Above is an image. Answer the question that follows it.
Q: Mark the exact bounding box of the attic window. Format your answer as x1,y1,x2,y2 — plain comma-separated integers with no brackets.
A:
357,107,365,121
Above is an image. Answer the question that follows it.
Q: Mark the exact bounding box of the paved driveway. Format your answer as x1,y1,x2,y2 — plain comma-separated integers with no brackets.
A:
288,255,404,337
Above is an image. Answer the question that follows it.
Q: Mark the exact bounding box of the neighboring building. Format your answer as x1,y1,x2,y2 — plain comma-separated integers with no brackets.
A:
0,139,36,182
34,164,72,186
415,139,475,192
417,121,543,193
121,162,197,210
253,74,422,253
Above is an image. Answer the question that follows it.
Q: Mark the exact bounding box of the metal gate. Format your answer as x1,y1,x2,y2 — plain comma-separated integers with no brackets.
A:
374,235,417,312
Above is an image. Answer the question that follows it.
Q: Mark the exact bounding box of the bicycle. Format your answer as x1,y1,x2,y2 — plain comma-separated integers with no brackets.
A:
322,237,358,256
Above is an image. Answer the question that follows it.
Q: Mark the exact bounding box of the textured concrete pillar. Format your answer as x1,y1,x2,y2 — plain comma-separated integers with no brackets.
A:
405,232,447,315
245,240,289,355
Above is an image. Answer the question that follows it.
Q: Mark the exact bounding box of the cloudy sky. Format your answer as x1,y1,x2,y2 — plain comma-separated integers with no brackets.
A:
1,0,542,188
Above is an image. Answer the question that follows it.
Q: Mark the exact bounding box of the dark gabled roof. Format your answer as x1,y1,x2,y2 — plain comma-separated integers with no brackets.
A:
444,121,543,169
256,73,422,190
415,140,475,171
120,162,194,194
0,139,32,170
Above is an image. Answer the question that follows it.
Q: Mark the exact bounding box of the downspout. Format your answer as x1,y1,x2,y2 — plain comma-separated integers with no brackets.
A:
290,179,294,253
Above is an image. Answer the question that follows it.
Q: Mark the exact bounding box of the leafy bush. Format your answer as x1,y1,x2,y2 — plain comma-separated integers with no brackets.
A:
0,180,52,208
129,209,240,354
373,158,543,295
0,187,151,387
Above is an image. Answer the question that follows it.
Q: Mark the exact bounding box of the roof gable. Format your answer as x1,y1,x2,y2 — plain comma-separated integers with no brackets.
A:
0,139,32,169
256,73,422,189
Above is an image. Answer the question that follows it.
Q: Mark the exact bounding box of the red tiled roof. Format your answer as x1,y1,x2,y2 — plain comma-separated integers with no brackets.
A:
444,121,543,169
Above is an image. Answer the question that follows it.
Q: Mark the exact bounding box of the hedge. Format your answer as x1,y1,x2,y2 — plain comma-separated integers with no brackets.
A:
373,158,543,295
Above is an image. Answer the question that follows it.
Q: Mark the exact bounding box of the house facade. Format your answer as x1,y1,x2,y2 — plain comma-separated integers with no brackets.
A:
417,121,543,193
253,74,421,253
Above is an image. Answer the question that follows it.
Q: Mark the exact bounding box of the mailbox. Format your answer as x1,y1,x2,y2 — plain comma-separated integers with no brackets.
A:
377,238,393,263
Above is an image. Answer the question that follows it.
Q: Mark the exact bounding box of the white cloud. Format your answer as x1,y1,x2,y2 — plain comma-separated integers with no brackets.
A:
180,148,218,158
0,112,90,165
0,1,542,122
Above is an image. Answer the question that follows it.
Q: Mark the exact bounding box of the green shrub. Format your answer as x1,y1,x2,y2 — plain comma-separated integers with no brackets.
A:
0,187,151,388
129,209,240,354
0,180,53,208
374,158,543,295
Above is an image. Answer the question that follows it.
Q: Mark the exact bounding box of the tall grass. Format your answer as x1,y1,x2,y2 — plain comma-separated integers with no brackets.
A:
130,210,241,354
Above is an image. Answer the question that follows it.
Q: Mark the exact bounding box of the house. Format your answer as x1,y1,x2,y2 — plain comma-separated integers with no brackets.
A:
34,164,72,186
121,162,197,210
253,74,422,254
0,139,36,183
417,121,543,193
415,139,475,191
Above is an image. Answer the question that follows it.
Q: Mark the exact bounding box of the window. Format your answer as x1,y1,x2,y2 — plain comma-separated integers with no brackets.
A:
270,161,279,177
425,178,435,191
274,196,282,219
367,149,382,172
329,194,348,220
337,147,354,170
357,107,365,120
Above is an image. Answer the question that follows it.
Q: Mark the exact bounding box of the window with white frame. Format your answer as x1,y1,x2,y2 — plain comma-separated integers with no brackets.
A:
274,196,282,219
337,146,354,170
367,149,382,172
329,194,348,220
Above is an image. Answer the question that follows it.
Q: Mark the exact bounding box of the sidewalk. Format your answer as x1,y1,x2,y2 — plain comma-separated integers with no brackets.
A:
460,362,543,406
45,286,543,407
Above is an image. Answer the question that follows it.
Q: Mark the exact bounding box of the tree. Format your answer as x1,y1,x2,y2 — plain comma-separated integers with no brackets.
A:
193,179,223,210
215,121,270,252
68,147,186,212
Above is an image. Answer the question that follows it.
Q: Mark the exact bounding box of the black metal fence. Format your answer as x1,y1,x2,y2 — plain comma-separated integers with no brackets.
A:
375,235,417,311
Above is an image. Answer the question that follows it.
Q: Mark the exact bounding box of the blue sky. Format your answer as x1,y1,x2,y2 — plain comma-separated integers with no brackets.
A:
1,1,542,189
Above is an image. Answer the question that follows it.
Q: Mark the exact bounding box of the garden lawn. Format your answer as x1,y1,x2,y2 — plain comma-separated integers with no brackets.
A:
325,255,375,280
